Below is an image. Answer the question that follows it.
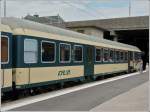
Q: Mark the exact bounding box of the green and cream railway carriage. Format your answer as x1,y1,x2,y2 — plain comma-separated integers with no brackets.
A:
1,17,142,95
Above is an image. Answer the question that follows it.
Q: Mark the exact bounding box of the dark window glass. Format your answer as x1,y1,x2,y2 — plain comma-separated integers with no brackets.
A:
60,44,71,62
1,36,8,63
130,52,133,60
42,42,55,62
96,48,102,62
116,51,120,62
103,49,109,62
138,53,142,59
120,52,124,61
74,45,83,62
109,50,114,62
135,52,141,60
139,53,142,59
124,52,128,61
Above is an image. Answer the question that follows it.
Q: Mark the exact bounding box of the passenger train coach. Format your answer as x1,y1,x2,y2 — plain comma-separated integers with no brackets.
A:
1,17,142,96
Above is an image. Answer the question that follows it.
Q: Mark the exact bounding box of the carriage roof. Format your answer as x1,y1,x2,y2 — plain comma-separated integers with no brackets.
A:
1,17,141,52
0,23,12,33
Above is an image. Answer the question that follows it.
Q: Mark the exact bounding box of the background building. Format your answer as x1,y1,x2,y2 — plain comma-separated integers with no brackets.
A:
66,26,106,39
24,14,108,39
65,16,149,69
24,14,66,28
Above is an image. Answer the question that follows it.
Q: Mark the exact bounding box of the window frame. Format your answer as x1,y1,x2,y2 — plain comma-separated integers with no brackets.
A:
24,38,38,64
41,40,56,63
73,45,83,63
1,35,9,64
59,43,71,63
95,47,102,62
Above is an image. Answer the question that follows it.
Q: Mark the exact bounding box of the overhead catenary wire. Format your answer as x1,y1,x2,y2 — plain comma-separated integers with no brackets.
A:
79,1,108,19
61,1,101,19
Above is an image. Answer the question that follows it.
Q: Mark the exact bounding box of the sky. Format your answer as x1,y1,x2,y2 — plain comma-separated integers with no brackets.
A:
0,0,149,21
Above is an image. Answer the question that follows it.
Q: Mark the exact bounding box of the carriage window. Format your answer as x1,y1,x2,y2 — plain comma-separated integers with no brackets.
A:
120,52,124,61
60,43,71,63
116,51,120,62
103,49,109,62
138,53,142,59
24,39,38,63
74,45,83,62
41,41,55,62
135,52,141,60
1,36,9,63
130,52,133,60
96,48,102,62
134,52,138,60
109,50,114,62
125,52,128,61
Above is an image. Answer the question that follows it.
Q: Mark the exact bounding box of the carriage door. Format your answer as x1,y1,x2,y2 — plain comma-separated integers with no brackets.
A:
84,45,94,77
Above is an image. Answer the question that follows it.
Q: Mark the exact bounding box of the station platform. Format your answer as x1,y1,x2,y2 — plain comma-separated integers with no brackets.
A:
90,81,149,112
